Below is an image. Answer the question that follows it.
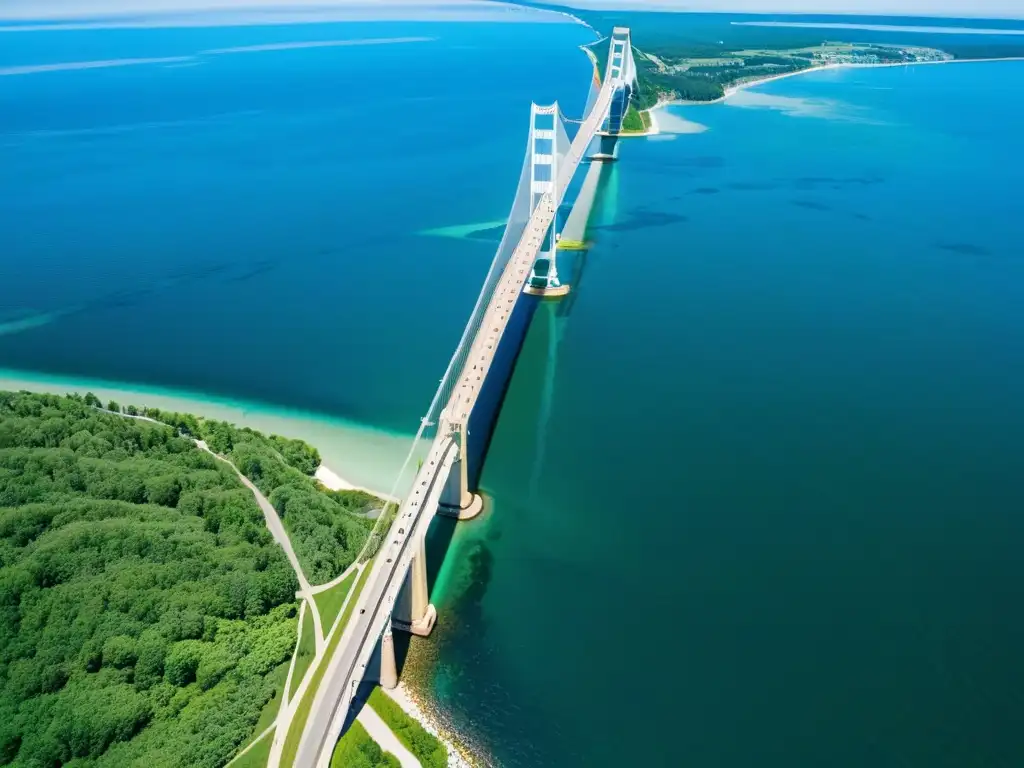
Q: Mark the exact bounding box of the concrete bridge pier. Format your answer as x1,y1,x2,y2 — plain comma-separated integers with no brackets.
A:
392,534,437,637
379,627,398,690
438,420,484,520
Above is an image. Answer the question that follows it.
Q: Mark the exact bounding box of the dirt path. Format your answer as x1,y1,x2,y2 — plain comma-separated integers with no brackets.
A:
95,408,326,651
194,439,325,652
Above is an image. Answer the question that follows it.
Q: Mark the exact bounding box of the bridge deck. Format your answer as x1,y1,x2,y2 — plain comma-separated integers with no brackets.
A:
292,57,620,768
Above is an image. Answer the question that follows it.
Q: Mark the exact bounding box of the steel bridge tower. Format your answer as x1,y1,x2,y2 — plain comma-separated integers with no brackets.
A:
526,26,637,298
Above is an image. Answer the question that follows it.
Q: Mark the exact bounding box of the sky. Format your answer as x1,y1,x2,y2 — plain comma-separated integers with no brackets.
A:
0,0,541,22
1,0,1021,22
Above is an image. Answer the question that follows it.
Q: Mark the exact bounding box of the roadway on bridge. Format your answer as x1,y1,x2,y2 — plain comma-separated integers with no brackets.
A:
291,37,626,768
294,437,458,767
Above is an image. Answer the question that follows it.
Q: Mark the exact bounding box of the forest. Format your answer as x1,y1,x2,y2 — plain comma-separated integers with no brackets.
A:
97,398,379,585
0,391,303,766
635,54,813,107
0,391,377,767
631,63,727,106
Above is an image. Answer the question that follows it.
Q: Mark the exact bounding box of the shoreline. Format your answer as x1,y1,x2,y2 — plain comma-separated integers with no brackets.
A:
313,464,399,502
649,55,1024,114
382,683,476,768
0,366,408,499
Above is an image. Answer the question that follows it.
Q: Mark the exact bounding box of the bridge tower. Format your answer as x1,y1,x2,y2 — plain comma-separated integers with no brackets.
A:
601,27,638,136
525,103,571,298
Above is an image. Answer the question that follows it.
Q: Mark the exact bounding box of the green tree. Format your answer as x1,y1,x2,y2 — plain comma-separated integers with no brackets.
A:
145,474,181,507
102,635,138,669
0,392,304,767
165,641,204,687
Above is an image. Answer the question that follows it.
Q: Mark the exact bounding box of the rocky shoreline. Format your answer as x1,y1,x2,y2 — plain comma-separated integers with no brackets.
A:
381,683,480,767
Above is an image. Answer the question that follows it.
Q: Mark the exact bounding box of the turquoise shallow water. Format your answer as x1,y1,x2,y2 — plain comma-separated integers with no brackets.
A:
415,61,1024,767
3,16,1024,768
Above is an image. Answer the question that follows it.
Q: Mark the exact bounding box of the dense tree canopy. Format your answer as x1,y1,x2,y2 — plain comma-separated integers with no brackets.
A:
130,406,378,584
0,391,301,767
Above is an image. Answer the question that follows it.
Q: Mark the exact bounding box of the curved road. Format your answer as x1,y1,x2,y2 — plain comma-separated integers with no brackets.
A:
195,440,325,652
97,408,326,652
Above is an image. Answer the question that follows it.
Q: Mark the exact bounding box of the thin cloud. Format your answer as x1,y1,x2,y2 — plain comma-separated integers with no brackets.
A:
201,36,434,55
0,0,568,26
0,56,192,75
0,36,434,76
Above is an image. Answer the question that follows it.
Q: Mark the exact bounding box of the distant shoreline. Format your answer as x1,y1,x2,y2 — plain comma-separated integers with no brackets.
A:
649,55,1024,114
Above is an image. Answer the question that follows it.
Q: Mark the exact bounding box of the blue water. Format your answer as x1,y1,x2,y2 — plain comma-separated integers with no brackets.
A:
0,20,593,429
3,16,1024,768
413,61,1024,767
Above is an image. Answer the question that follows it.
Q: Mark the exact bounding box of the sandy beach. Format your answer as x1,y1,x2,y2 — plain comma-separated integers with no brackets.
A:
314,464,399,501
0,367,413,498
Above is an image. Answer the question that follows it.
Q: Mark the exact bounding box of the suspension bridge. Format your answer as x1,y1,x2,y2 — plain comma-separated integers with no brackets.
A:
280,28,637,768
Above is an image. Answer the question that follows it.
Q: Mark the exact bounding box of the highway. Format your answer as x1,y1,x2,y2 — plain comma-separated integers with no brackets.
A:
294,437,459,768
292,36,626,768
294,190,567,768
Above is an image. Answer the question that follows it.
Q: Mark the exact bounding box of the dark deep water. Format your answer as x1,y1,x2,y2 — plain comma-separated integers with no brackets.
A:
411,62,1024,768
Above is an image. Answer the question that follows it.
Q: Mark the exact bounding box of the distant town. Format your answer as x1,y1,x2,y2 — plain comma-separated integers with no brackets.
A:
800,42,952,65
621,42,955,107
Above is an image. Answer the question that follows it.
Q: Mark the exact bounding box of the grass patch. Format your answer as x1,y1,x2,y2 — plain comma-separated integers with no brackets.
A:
231,728,273,768
621,103,651,133
331,720,400,768
367,687,447,768
314,570,358,636
280,564,374,767
290,602,318,699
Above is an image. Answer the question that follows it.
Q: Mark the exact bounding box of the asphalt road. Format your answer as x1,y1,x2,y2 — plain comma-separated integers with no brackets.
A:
291,57,621,768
